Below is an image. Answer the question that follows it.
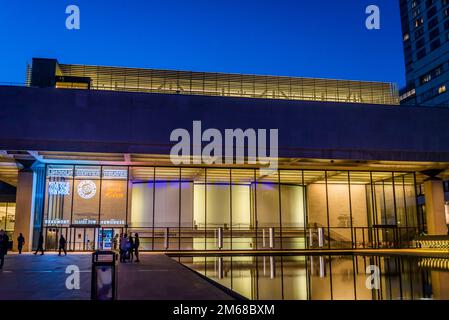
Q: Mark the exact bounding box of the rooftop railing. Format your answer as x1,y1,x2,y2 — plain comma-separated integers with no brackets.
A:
50,63,400,105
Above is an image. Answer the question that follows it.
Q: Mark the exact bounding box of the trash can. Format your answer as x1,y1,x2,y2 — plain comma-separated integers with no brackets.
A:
91,250,118,300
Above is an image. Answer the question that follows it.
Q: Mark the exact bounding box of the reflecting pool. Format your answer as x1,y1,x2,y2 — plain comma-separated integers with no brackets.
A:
175,255,449,300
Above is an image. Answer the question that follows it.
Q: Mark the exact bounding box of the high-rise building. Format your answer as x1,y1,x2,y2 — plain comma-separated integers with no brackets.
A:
399,0,449,106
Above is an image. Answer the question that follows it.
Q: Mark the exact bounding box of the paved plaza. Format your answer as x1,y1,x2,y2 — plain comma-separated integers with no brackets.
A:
0,253,233,300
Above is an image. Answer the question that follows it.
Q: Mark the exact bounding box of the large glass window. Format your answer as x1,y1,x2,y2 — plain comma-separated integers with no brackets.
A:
349,171,371,248
231,169,253,250
130,166,155,250
280,170,305,249
0,203,7,230
207,169,231,250
327,171,352,249
5,203,15,232
154,167,180,250
179,168,195,250
100,166,128,225
0,202,15,233
192,168,206,250
45,165,73,227
255,170,281,249
305,171,328,248
72,165,101,225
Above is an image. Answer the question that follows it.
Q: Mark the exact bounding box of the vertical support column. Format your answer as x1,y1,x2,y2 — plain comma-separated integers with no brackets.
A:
318,227,324,247
423,179,448,235
269,227,274,249
269,256,276,279
309,228,314,247
319,256,325,278
217,227,223,249
164,227,169,250
262,228,266,247
217,257,224,279
13,169,35,252
125,166,131,233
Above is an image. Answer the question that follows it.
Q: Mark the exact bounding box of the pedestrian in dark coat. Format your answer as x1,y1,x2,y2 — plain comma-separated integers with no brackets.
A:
0,230,9,269
34,232,44,255
58,235,67,256
17,233,25,254
134,233,140,262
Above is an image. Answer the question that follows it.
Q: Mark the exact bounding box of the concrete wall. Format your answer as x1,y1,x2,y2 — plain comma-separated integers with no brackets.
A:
13,170,35,252
2,86,449,162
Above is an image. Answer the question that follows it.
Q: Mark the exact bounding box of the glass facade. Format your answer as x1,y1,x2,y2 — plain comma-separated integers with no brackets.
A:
41,165,420,251
0,202,16,236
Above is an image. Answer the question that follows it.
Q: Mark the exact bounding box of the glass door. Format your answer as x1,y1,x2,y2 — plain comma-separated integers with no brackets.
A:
84,228,96,251
45,227,69,251
45,228,59,250
99,228,114,250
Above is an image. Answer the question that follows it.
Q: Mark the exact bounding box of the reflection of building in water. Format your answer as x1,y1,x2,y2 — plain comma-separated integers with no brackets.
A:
178,255,449,300
418,258,449,300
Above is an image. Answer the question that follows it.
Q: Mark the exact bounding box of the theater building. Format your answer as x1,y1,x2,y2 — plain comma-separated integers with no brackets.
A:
1,58,449,252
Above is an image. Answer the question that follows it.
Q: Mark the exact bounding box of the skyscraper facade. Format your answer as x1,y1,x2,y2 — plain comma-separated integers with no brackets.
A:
400,0,449,106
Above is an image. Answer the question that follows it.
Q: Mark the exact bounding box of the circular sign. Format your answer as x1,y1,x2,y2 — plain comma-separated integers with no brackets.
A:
77,180,97,199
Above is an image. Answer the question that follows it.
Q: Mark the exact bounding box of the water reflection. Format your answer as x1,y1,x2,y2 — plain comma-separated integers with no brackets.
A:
176,255,449,300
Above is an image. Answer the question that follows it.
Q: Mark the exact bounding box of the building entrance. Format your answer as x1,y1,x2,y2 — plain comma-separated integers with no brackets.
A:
44,227,69,250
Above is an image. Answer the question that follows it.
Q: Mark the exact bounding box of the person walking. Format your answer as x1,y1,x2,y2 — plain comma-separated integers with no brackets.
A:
118,233,123,262
113,234,119,250
34,232,44,255
17,233,25,254
134,233,140,262
0,230,9,269
58,234,67,256
128,233,135,262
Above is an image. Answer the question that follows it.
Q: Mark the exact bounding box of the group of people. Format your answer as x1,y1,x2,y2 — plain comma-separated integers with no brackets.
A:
0,230,140,269
117,233,140,263
32,232,67,256
0,229,10,269
1,232,25,268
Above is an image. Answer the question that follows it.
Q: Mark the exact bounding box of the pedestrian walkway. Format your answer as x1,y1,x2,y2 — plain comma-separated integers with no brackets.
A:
0,253,234,300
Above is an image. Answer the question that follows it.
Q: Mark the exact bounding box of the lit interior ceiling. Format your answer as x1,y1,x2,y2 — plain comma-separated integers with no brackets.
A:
0,152,23,186
0,150,448,186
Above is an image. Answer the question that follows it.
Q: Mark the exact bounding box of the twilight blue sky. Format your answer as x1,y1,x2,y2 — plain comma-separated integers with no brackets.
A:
0,0,406,87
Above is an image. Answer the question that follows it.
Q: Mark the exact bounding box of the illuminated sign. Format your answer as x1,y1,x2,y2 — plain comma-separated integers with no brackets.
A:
47,168,73,178
103,169,127,179
75,168,101,177
48,181,70,195
100,219,125,225
45,219,70,225
104,184,125,199
77,180,97,199
47,167,127,179
73,219,97,225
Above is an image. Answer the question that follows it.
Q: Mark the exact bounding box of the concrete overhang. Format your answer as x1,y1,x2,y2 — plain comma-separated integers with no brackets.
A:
0,85,449,178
